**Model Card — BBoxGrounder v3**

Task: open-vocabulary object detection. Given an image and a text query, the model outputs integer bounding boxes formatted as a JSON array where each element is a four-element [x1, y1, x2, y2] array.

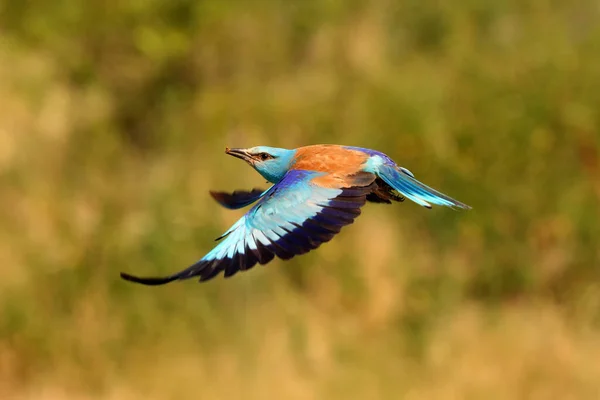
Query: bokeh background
[[1, 0, 600, 399]]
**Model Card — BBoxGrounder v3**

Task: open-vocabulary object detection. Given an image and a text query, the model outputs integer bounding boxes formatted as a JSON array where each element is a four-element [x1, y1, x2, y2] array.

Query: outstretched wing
[[209, 188, 267, 209], [120, 170, 376, 285]]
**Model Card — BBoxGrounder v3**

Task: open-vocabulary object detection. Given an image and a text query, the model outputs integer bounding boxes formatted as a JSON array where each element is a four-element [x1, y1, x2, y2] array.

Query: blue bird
[[120, 145, 471, 285]]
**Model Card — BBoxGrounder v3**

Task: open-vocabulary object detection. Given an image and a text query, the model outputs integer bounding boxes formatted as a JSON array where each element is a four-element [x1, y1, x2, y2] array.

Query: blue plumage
[[363, 152, 471, 209], [376, 164, 469, 209], [122, 170, 371, 284], [120, 144, 470, 285]]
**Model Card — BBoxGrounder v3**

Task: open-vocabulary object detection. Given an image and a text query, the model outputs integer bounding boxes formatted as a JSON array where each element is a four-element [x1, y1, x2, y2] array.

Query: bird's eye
[[258, 153, 271, 161]]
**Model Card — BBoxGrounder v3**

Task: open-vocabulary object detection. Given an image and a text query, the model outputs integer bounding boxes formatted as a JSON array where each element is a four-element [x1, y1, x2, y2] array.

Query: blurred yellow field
[[1, 1, 599, 399]]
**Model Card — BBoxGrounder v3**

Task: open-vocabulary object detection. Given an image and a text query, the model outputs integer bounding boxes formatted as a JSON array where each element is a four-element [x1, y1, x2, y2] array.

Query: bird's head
[[225, 146, 296, 183]]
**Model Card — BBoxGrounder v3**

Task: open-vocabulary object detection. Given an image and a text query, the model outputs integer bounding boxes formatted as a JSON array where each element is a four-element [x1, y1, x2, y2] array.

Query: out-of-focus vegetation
[[1, 0, 599, 398]]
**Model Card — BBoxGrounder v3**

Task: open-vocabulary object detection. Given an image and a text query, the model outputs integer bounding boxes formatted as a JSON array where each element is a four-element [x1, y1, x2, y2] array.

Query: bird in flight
[[121, 145, 471, 285]]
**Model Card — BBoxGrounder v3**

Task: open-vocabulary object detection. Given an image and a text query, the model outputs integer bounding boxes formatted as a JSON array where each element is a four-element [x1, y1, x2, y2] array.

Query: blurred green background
[[1, 0, 600, 399]]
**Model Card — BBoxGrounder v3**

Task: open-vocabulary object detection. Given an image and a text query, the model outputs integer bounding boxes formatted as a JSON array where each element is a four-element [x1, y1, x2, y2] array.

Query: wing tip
[[209, 190, 228, 206], [120, 272, 179, 286]]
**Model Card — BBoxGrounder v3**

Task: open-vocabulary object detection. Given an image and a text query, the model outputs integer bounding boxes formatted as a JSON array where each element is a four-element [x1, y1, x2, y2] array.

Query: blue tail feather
[[377, 164, 471, 209]]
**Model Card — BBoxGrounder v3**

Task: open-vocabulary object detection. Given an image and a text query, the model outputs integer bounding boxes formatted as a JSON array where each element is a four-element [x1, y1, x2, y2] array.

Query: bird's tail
[[376, 164, 471, 209]]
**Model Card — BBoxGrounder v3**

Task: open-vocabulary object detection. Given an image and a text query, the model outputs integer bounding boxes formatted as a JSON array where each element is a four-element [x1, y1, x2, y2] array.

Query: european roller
[[121, 145, 470, 285]]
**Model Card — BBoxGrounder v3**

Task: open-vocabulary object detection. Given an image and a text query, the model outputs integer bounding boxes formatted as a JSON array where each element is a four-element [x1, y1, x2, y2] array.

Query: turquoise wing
[[120, 170, 376, 285]]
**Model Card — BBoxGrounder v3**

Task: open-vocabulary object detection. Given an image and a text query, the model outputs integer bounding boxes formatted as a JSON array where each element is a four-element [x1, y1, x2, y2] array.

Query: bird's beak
[[225, 147, 253, 162]]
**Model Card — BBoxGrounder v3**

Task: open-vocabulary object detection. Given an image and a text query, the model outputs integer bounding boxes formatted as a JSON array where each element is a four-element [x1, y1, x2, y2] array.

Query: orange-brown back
[[291, 145, 373, 188]]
